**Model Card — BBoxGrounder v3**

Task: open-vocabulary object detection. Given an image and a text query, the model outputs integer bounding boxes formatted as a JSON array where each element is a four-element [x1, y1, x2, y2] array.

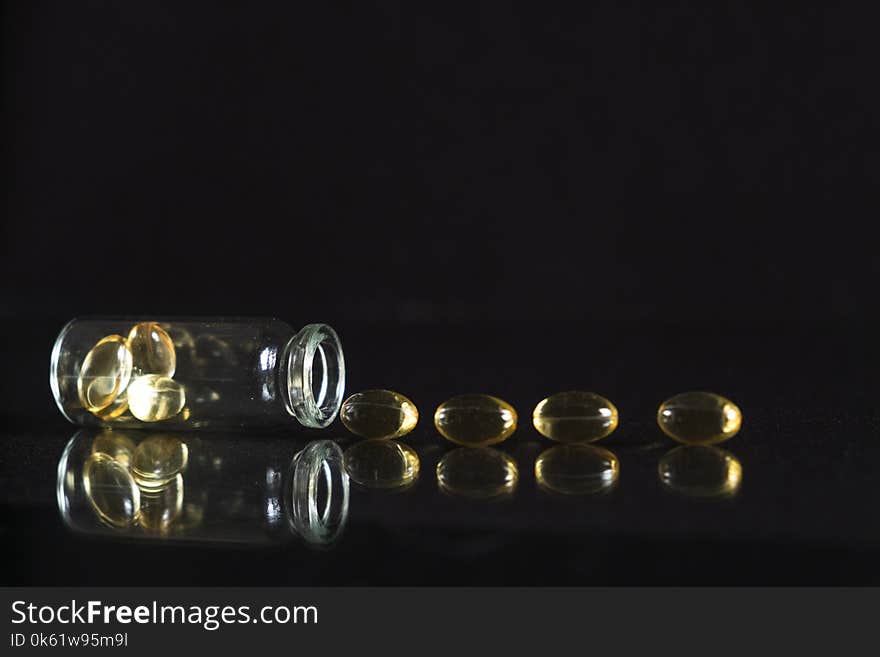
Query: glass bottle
[[50, 317, 345, 430]]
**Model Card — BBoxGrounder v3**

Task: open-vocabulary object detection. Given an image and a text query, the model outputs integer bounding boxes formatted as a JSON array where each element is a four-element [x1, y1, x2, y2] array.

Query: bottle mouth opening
[[286, 324, 345, 428]]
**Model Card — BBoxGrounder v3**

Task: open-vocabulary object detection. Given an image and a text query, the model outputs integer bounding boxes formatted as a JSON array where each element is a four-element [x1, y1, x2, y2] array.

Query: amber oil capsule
[[657, 391, 742, 445], [340, 389, 418, 440], [127, 375, 186, 422], [532, 391, 618, 443], [127, 322, 176, 377], [91, 391, 130, 420], [434, 394, 517, 446], [77, 335, 133, 414]]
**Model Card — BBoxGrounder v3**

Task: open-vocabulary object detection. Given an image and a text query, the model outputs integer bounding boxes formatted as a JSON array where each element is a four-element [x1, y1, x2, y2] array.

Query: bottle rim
[[284, 323, 345, 429]]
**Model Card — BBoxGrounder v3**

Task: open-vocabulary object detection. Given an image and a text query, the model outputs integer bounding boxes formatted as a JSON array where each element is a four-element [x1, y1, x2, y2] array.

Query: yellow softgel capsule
[[91, 431, 137, 467], [658, 446, 742, 498], [127, 375, 186, 422], [131, 436, 188, 488], [657, 391, 742, 445], [532, 391, 619, 443], [343, 440, 420, 489], [535, 444, 620, 495], [77, 335, 133, 414], [434, 394, 517, 446], [82, 453, 141, 528], [90, 391, 130, 420], [127, 322, 176, 377], [340, 389, 419, 440], [436, 447, 518, 499]]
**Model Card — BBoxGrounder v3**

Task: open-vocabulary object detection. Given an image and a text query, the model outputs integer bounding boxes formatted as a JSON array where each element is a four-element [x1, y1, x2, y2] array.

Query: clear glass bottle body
[[50, 317, 345, 430]]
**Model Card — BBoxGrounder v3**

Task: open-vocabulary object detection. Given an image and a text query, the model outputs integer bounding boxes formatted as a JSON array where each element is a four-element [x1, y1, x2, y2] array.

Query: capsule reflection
[[57, 430, 349, 546], [534, 444, 620, 495], [343, 440, 420, 490], [138, 474, 184, 534], [130, 434, 188, 488], [90, 431, 137, 468], [436, 447, 518, 499], [657, 445, 742, 498], [81, 453, 140, 528]]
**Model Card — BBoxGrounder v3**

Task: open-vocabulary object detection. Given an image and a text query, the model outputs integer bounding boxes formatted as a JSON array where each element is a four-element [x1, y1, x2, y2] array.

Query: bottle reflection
[[657, 445, 743, 498], [343, 440, 420, 490], [58, 430, 349, 547], [436, 447, 518, 499], [534, 444, 620, 495]]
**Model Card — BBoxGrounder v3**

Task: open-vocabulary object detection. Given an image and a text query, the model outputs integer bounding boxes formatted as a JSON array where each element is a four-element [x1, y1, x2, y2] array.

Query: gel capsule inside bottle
[[50, 317, 345, 430]]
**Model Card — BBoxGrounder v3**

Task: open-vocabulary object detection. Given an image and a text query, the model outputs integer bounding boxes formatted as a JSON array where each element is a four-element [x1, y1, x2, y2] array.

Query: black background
[[3, 1, 877, 323], [2, 2, 879, 585]]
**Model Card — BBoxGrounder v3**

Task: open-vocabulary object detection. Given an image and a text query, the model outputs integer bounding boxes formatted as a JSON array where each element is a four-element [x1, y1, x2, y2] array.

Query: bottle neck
[[281, 324, 345, 428]]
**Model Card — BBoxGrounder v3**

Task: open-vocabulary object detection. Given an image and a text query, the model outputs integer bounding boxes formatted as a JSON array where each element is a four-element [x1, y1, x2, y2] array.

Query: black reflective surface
[[3, 320, 878, 585]]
